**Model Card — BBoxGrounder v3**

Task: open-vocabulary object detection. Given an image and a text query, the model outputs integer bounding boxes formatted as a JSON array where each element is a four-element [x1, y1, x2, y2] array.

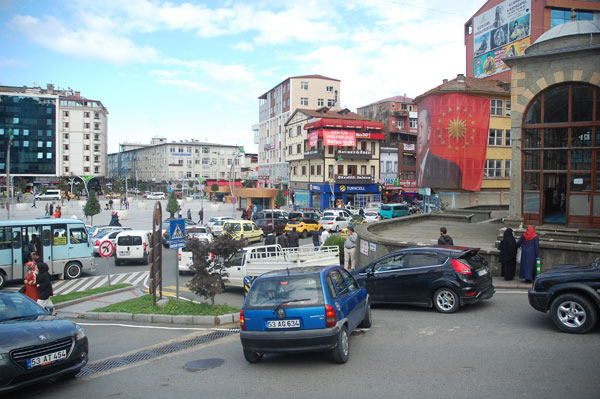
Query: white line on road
[[109, 273, 128, 285], [124, 271, 145, 284], [57, 278, 89, 295], [76, 322, 238, 332], [76, 275, 104, 292], [131, 272, 148, 286]]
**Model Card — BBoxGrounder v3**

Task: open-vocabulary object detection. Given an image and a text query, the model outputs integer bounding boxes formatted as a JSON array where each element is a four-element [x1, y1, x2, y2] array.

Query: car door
[[339, 268, 366, 330], [397, 252, 446, 304], [242, 222, 253, 241], [358, 253, 407, 303], [329, 269, 354, 326]]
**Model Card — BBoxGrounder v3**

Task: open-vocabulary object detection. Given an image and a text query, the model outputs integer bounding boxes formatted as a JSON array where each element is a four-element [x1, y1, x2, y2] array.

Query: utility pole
[[6, 129, 14, 220]]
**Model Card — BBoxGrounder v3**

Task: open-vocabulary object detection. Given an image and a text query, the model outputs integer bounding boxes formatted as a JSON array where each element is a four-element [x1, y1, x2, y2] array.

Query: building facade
[[256, 75, 341, 189], [285, 107, 384, 210], [504, 20, 600, 227], [465, 0, 600, 82], [108, 139, 247, 191]]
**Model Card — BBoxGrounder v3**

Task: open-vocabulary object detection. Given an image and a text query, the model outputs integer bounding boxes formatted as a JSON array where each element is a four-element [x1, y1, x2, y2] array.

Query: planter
[[116, 210, 128, 220]]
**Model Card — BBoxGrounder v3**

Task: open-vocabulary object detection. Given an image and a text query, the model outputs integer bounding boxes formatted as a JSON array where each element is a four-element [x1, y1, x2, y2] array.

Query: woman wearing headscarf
[[517, 226, 540, 282], [23, 256, 40, 302], [36, 262, 56, 315], [498, 228, 517, 281]]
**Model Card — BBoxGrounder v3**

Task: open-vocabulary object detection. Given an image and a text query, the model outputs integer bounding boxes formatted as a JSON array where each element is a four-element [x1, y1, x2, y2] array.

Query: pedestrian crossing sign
[[169, 219, 186, 249]]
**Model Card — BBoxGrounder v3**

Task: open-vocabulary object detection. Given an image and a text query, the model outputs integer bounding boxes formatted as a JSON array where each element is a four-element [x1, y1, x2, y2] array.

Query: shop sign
[[356, 131, 385, 140], [403, 143, 415, 151], [323, 130, 356, 146]]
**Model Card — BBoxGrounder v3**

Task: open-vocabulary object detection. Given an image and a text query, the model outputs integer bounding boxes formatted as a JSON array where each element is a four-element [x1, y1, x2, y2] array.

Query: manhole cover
[[184, 358, 225, 372]]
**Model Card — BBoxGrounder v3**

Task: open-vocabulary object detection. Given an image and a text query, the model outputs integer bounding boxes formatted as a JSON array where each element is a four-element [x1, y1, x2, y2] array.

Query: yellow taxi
[[284, 218, 322, 238], [223, 220, 264, 243]]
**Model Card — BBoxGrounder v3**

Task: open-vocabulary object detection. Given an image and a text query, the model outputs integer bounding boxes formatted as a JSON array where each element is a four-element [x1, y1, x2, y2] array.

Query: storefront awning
[[304, 118, 384, 131]]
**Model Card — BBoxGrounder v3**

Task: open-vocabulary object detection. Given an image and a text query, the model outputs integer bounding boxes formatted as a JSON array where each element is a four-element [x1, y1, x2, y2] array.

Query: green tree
[[16, 178, 28, 194], [210, 183, 219, 201], [138, 182, 147, 193], [83, 190, 101, 225], [112, 179, 123, 194], [274, 189, 286, 208], [187, 235, 246, 305], [176, 183, 182, 190], [58, 178, 69, 195], [324, 235, 345, 265], [166, 192, 179, 218]]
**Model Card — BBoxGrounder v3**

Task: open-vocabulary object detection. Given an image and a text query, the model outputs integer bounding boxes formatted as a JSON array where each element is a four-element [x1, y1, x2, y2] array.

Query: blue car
[[240, 266, 371, 364]]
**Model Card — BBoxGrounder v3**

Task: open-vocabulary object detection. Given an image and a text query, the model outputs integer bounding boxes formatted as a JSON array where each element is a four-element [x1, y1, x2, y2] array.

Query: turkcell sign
[[346, 186, 366, 191], [169, 219, 186, 249]]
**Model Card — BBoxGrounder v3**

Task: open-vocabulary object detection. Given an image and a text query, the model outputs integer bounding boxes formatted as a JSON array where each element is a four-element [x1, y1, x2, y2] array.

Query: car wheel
[[359, 302, 372, 328], [0, 271, 6, 289], [243, 349, 263, 363], [330, 325, 349, 364], [301, 230, 308, 239], [550, 293, 597, 334], [433, 288, 460, 313], [64, 262, 83, 279]]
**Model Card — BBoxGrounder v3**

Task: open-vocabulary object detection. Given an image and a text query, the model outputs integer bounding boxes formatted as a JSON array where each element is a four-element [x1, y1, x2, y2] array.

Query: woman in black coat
[[498, 228, 517, 281], [36, 262, 56, 314]]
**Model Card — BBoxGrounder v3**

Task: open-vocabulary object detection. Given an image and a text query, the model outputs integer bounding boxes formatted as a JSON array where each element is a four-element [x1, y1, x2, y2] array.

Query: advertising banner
[[308, 131, 318, 148], [323, 130, 356, 147], [473, 0, 531, 78], [416, 94, 491, 191]]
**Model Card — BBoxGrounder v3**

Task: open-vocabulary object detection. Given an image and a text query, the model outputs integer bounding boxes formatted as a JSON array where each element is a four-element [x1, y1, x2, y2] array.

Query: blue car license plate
[[266, 319, 300, 329]]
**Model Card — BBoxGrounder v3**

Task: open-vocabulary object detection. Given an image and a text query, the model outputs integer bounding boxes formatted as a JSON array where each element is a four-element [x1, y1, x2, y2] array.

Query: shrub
[[324, 235, 344, 265]]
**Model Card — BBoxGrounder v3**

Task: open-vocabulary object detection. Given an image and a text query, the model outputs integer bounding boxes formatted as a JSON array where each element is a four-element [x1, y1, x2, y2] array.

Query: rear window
[[117, 235, 143, 246], [246, 275, 324, 308]]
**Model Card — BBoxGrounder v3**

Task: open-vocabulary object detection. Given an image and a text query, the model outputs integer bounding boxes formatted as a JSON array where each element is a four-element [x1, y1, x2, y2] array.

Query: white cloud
[[10, 15, 159, 64], [233, 41, 254, 52]]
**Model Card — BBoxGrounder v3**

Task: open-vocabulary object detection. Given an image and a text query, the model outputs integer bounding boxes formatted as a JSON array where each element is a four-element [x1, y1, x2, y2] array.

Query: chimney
[[443, 79, 448, 84], [457, 73, 465, 82]]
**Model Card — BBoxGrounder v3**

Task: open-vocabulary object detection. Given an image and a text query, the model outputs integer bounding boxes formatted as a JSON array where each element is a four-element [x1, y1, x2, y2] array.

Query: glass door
[[543, 173, 567, 224]]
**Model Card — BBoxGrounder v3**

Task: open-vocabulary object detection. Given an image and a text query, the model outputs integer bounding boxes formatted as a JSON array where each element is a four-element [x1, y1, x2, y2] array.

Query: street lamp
[[5, 129, 14, 220], [229, 148, 245, 219]]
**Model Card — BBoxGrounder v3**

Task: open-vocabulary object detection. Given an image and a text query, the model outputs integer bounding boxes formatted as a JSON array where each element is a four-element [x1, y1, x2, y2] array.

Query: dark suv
[[528, 259, 600, 334], [253, 211, 287, 235]]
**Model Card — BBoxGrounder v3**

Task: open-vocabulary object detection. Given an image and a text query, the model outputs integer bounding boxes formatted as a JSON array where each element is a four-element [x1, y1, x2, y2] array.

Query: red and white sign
[[355, 132, 385, 140], [308, 131, 318, 148], [323, 130, 356, 146], [99, 240, 115, 258]]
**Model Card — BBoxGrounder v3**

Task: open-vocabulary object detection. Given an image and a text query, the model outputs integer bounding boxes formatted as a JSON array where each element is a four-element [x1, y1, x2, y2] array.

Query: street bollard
[[243, 275, 253, 297]]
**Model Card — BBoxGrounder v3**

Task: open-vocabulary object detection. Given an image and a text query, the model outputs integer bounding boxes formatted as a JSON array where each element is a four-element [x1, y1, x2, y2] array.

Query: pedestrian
[[198, 208, 204, 224], [437, 227, 454, 246], [344, 226, 357, 270], [241, 208, 247, 220], [498, 228, 517, 281], [277, 230, 289, 248], [109, 212, 121, 226], [49, 203, 54, 216], [36, 262, 56, 315], [23, 257, 39, 302], [517, 226, 540, 282], [108, 198, 114, 209], [45, 203, 49, 216], [312, 229, 320, 249], [32, 198, 37, 208], [287, 227, 299, 248], [187, 208, 192, 220], [265, 232, 276, 251], [359, 207, 364, 217], [246, 205, 253, 221], [320, 228, 331, 246], [31, 251, 42, 265]]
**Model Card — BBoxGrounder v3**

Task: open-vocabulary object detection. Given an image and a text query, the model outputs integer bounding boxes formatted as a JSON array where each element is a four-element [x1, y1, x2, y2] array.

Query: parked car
[[114, 230, 152, 265], [253, 210, 288, 222], [223, 220, 263, 243], [353, 247, 494, 313], [528, 259, 600, 334], [186, 225, 213, 242], [320, 215, 351, 232], [255, 218, 288, 236], [0, 292, 89, 394], [207, 216, 234, 230], [240, 265, 371, 364], [323, 209, 353, 219], [363, 210, 380, 223], [93, 229, 126, 255], [34, 189, 61, 201], [89, 225, 132, 238], [288, 211, 321, 221], [146, 192, 166, 200], [285, 218, 323, 238]]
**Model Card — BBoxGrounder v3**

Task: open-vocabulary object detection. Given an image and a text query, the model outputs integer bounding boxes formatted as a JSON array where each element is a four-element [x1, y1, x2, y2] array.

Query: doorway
[[543, 173, 567, 224]]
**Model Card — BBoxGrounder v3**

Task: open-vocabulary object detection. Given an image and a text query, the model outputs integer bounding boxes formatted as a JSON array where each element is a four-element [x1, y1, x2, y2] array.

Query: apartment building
[[285, 107, 385, 210], [107, 138, 247, 190], [464, 0, 600, 81], [0, 84, 108, 189], [256, 75, 341, 189]]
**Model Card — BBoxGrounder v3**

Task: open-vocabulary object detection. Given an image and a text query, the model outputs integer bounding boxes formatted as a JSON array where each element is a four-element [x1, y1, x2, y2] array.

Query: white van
[[114, 230, 151, 265], [35, 189, 61, 201]]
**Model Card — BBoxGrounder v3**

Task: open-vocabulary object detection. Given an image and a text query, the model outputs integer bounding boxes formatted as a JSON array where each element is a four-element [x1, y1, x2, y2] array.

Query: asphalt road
[[10, 291, 600, 399]]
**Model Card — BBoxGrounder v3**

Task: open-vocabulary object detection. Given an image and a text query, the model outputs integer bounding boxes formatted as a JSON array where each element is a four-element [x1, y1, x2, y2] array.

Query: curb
[[54, 286, 138, 309], [78, 311, 240, 327]]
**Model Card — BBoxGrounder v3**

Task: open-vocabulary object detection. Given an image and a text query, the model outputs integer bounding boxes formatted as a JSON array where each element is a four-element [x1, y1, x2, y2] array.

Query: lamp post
[[229, 148, 245, 219], [6, 129, 14, 220], [329, 155, 343, 209]]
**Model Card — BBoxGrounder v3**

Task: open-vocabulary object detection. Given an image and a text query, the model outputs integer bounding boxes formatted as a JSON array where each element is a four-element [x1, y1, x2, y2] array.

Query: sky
[[0, 0, 483, 154]]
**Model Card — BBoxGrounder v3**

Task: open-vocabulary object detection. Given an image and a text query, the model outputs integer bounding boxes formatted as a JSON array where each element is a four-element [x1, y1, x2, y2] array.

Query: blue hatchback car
[[240, 266, 370, 364]]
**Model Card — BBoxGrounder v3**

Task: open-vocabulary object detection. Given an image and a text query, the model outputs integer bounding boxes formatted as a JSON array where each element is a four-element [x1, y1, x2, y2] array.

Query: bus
[[379, 204, 410, 219], [0, 218, 95, 289]]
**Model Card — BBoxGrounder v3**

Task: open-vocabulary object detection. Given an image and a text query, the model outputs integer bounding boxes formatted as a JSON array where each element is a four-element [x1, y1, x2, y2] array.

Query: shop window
[[571, 150, 592, 170], [572, 127, 592, 147], [544, 128, 568, 148], [544, 85, 569, 123]]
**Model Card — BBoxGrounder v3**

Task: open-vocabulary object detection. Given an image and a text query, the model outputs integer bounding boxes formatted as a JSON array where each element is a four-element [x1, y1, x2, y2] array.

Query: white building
[[256, 75, 341, 188]]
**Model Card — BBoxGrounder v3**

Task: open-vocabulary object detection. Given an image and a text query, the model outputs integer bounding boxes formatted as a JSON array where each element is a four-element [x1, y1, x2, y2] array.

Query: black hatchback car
[[353, 247, 494, 313], [0, 292, 89, 393], [528, 259, 600, 334]]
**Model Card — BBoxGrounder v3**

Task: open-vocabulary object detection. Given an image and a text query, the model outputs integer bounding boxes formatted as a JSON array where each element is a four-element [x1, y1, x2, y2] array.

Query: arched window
[[522, 83, 600, 226]]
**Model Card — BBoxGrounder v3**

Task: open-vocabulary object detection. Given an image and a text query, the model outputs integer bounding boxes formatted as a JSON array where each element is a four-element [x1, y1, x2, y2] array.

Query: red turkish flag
[[418, 93, 490, 191]]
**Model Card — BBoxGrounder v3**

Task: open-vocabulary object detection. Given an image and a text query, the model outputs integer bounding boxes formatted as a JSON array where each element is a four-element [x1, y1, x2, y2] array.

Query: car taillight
[[240, 309, 246, 331], [143, 242, 147, 253], [178, 253, 181, 261], [325, 304, 337, 328], [298, 224, 303, 228], [210, 253, 215, 261], [452, 259, 472, 275]]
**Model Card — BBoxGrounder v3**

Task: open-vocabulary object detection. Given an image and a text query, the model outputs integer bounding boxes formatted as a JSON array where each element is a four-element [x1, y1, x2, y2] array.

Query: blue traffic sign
[[169, 219, 186, 249]]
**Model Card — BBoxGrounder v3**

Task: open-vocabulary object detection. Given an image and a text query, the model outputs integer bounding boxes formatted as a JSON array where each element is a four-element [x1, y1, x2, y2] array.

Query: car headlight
[[75, 324, 86, 340], [0, 353, 7, 361]]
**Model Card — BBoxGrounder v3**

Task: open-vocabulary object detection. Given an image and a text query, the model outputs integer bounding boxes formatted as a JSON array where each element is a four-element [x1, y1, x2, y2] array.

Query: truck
[[178, 244, 341, 287]]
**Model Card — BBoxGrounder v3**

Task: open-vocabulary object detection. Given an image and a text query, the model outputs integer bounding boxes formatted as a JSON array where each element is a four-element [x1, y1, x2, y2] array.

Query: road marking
[[76, 322, 238, 332], [52, 272, 147, 295], [110, 273, 128, 285]]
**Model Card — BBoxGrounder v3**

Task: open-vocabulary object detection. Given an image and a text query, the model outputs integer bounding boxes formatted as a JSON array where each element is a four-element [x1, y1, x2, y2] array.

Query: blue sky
[[0, 0, 482, 154]]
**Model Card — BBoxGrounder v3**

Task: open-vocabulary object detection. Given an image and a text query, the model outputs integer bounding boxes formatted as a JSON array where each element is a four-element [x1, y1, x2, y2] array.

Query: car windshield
[[288, 220, 301, 225], [0, 294, 47, 322], [246, 275, 324, 308], [192, 227, 208, 234]]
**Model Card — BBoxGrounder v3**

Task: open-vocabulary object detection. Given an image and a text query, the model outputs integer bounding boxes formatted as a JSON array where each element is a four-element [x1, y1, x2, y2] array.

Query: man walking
[[277, 231, 288, 248], [32, 198, 37, 208], [198, 208, 204, 224], [344, 227, 357, 270], [287, 227, 299, 248], [437, 227, 454, 245]]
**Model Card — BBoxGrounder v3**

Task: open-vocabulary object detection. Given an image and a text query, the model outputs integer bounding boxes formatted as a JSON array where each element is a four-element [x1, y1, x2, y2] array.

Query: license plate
[[266, 319, 300, 329], [478, 268, 488, 277], [27, 350, 67, 369]]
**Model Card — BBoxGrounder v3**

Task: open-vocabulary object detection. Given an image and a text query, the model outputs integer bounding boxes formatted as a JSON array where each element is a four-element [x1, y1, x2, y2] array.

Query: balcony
[[304, 149, 325, 160], [336, 149, 372, 160], [335, 175, 374, 185], [392, 110, 409, 117]]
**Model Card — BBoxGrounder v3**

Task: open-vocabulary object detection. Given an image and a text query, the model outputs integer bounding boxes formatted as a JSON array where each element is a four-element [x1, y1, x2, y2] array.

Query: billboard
[[416, 94, 491, 191], [473, 0, 531, 78], [322, 130, 356, 146]]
